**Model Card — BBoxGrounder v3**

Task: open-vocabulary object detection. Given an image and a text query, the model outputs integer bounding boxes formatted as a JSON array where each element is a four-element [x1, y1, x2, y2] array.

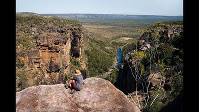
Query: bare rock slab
[[16, 77, 140, 112]]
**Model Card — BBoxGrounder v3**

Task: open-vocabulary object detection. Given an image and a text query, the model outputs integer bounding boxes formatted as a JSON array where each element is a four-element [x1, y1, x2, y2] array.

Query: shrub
[[71, 58, 81, 68], [16, 34, 34, 50], [85, 47, 113, 77], [170, 73, 183, 99], [132, 51, 146, 60], [122, 40, 137, 56], [144, 101, 165, 112], [16, 69, 28, 90], [171, 33, 183, 49], [104, 69, 118, 84]]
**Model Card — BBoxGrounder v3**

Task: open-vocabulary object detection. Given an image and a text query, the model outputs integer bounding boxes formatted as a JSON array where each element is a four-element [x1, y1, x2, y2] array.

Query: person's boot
[[64, 84, 68, 89], [65, 81, 70, 89]]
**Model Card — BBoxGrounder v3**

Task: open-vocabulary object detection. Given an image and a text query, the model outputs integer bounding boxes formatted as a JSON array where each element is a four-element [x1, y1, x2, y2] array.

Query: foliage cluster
[[123, 22, 183, 111]]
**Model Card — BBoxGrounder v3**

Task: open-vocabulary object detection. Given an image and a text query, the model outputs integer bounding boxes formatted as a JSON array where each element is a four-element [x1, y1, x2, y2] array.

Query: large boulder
[[16, 77, 140, 112]]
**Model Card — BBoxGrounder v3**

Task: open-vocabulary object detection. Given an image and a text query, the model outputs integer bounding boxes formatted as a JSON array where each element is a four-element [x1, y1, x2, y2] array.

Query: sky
[[16, 0, 183, 16]]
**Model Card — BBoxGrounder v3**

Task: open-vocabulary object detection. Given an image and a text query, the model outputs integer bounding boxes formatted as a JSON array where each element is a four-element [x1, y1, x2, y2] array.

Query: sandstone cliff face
[[16, 15, 86, 91], [16, 77, 140, 112]]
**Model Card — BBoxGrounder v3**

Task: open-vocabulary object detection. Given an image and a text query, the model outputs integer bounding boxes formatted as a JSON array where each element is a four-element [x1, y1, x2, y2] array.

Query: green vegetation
[[16, 14, 183, 112], [121, 40, 137, 54], [99, 21, 183, 111], [132, 51, 146, 60], [71, 58, 81, 68], [170, 73, 183, 99], [16, 69, 28, 90], [83, 21, 142, 77], [144, 100, 165, 112], [16, 14, 81, 52], [16, 33, 35, 50], [104, 69, 118, 84], [159, 21, 183, 25], [125, 22, 183, 112], [85, 45, 114, 77], [16, 14, 80, 27], [16, 14, 82, 91]]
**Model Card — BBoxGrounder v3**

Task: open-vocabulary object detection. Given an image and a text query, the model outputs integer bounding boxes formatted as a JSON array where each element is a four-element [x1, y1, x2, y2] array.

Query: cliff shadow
[[114, 62, 136, 95], [159, 91, 183, 112]]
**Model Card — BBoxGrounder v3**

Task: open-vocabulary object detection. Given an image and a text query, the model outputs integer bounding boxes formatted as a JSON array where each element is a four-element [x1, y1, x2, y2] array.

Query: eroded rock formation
[[16, 15, 85, 91]]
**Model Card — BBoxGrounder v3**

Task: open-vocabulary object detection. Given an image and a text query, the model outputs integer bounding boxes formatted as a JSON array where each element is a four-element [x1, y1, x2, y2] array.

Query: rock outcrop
[[16, 15, 87, 91], [16, 77, 140, 112], [137, 23, 183, 51], [148, 72, 165, 87]]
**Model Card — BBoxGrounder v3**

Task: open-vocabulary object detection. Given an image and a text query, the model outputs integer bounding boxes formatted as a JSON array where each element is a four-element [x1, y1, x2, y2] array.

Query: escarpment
[[16, 15, 86, 91]]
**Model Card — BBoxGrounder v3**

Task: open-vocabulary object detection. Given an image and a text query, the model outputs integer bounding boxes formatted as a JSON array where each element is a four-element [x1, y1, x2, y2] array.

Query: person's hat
[[75, 69, 81, 75]]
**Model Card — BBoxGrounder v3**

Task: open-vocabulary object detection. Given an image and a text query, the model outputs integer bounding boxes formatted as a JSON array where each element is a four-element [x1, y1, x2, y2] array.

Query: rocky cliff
[[16, 15, 86, 91], [16, 77, 140, 112]]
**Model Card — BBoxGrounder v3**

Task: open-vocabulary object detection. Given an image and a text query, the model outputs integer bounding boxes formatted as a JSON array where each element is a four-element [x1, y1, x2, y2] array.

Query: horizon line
[[16, 12, 183, 17]]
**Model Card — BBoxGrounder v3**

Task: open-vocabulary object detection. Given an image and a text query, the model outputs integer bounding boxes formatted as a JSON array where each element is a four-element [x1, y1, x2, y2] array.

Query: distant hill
[[40, 14, 183, 25], [16, 12, 39, 16]]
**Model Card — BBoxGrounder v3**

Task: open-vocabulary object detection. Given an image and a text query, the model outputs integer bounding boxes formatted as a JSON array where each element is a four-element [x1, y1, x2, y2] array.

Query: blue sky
[[16, 0, 183, 16]]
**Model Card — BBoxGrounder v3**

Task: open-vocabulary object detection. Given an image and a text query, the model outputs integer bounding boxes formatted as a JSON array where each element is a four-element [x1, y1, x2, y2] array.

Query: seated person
[[66, 69, 84, 92]]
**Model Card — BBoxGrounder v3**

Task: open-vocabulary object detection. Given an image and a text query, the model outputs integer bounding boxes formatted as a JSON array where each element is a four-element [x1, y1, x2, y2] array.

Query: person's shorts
[[74, 83, 81, 91]]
